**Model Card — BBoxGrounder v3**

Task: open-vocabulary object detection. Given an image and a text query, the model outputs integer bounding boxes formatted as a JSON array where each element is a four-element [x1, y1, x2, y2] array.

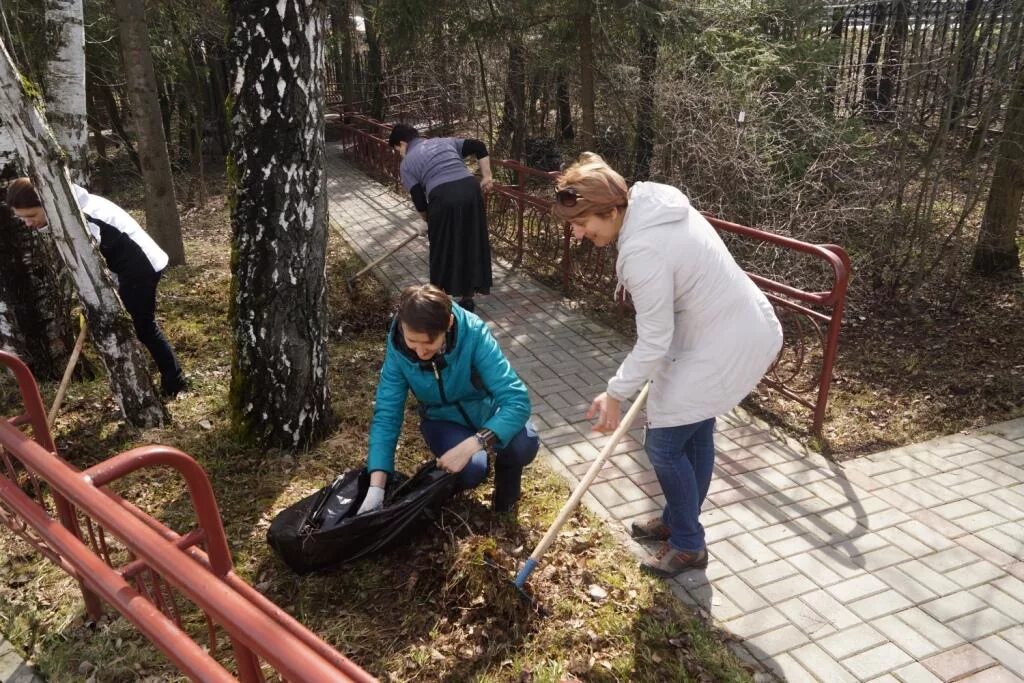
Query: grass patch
[[0, 184, 753, 682]]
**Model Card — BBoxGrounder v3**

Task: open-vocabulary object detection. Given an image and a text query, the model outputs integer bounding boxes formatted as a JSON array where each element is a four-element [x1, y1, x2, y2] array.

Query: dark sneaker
[[640, 543, 708, 577], [630, 517, 671, 541], [161, 376, 191, 398], [458, 297, 475, 313]]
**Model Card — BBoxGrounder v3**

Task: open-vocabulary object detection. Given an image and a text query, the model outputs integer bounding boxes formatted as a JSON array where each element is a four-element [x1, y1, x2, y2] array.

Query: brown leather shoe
[[630, 517, 671, 541], [640, 543, 709, 577]]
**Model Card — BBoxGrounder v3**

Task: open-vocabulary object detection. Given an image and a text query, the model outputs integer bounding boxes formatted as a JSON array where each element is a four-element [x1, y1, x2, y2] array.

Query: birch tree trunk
[[227, 0, 330, 449], [112, 0, 185, 266], [1, 130, 77, 379], [43, 0, 88, 183], [0, 40, 167, 427]]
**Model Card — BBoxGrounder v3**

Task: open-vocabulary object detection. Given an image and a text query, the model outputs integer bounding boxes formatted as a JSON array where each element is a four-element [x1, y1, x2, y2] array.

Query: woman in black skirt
[[388, 124, 493, 311]]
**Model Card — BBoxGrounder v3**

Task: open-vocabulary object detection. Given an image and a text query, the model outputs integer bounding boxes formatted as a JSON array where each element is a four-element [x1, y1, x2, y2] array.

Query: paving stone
[[874, 565, 941, 603], [992, 575, 1024, 604], [895, 607, 966, 650], [908, 510, 969, 543], [874, 487, 923, 513], [946, 560, 1006, 589], [788, 551, 844, 587], [957, 666, 1024, 683], [722, 607, 788, 639], [921, 546, 984, 574], [812, 544, 870, 579], [891, 481, 946, 507], [837, 528, 892, 558], [858, 507, 914, 532], [977, 634, 1024, 675], [921, 643, 997, 681], [873, 613, 944, 659], [758, 573, 818, 603], [727, 532, 779, 565], [826, 573, 889, 603], [895, 559, 962, 597], [762, 652, 817, 683], [704, 519, 745, 544], [775, 597, 834, 636], [932, 500, 986, 521], [709, 538, 758, 573], [789, 643, 858, 682], [771, 531, 831, 557], [715, 575, 768, 612], [739, 559, 797, 588], [842, 642, 916, 680], [921, 592, 989, 623], [955, 511, 1010, 534], [746, 624, 812, 659], [958, 534, 1019, 568], [857, 544, 915, 571], [975, 584, 1024, 622], [946, 607, 1018, 640], [606, 476, 650, 503], [818, 623, 888, 659], [893, 661, 944, 683], [605, 497, 661, 520], [975, 493, 1024, 522], [875, 468, 920, 486], [848, 588, 915, 621], [718, 501, 773, 530], [799, 588, 862, 630]]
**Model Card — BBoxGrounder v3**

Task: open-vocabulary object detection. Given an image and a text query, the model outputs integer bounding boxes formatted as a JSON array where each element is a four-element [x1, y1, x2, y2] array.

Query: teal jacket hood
[[367, 304, 531, 473]]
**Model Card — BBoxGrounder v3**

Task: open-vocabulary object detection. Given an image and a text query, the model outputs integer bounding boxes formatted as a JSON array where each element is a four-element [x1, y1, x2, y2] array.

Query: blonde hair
[[550, 152, 628, 221]]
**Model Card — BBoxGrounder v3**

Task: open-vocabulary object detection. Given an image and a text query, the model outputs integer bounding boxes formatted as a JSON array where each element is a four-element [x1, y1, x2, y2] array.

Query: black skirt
[[426, 176, 492, 298]]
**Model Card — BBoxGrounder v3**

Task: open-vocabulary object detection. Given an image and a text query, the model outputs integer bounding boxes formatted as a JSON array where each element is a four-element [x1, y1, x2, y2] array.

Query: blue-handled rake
[[513, 383, 650, 598]]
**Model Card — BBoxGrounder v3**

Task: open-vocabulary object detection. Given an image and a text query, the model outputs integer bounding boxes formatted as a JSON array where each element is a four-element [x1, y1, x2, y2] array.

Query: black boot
[[457, 297, 475, 313]]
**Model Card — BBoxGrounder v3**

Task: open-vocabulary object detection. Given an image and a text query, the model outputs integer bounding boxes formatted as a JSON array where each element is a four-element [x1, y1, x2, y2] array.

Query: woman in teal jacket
[[357, 284, 539, 514]]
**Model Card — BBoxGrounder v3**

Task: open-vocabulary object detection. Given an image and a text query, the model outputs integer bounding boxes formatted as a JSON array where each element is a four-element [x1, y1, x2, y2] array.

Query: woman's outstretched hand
[[587, 392, 621, 433]]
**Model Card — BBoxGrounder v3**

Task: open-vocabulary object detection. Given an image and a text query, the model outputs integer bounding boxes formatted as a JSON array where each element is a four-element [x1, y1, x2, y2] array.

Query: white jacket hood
[[618, 182, 692, 248]]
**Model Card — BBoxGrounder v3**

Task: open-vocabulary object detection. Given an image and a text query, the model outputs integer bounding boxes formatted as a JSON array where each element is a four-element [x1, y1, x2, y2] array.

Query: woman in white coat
[[551, 154, 782, 577]]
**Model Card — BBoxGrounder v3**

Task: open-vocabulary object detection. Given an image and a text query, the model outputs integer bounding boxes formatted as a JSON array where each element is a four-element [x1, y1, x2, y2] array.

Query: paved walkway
[[326, 153, 1024, 682], [0, 638, 42, 683]]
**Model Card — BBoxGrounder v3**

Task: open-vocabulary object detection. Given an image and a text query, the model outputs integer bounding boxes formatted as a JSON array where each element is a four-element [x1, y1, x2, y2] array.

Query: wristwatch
[[474, 428, 496, 451]]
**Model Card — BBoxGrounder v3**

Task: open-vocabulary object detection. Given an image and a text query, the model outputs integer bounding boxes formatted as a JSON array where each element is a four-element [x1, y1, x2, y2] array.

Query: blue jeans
[[419, 419, 539, 511], [644, 418, 716, 553]]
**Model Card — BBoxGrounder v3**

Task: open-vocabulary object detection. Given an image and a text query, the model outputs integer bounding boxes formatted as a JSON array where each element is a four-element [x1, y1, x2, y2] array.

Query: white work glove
[[356, 485, 385, 515]]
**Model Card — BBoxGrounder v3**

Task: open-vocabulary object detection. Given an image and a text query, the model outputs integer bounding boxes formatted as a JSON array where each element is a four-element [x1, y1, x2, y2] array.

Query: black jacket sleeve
[[461, 138, 489, 159], [410, 183, 428, 212]]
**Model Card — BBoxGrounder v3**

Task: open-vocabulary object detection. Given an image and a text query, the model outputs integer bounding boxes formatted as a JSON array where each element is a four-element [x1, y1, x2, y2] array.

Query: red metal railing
[[331, 120, 849, 435], [0, 351, 377, 683]]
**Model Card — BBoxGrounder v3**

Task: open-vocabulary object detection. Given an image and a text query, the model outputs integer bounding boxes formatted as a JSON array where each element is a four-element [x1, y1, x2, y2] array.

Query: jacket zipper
[[432, 361, 447, 403], [432, 360, 478, 430]]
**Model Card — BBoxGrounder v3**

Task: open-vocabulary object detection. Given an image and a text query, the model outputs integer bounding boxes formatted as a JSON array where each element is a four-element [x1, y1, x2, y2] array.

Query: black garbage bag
[[267, 461, 458, 574]]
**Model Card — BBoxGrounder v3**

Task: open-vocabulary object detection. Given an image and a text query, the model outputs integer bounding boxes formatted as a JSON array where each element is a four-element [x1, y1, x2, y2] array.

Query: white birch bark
[[43, 0, 88, 183], [227, 0, 330, 449], [0, 39, 167, 427]]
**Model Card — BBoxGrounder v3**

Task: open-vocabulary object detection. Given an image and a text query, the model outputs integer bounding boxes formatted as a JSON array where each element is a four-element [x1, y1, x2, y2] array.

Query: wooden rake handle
[[348, 228, 426, 282], [528, 383, 651, 565], [47, 315, 88, 430]]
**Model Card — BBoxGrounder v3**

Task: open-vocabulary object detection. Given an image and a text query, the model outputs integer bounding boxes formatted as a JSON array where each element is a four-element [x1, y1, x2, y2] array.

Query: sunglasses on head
[[555, 187, 584, 207]]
